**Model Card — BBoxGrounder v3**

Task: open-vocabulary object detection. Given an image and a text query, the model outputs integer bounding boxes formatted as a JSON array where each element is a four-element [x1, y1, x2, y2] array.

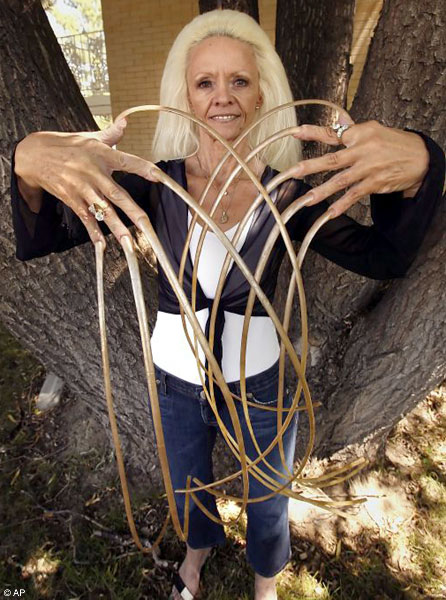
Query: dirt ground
[[1, 324, 445, 599]]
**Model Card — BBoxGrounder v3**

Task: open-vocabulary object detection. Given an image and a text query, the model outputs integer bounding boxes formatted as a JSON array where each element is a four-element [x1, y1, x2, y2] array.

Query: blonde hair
[[152, 9, 301, 171]]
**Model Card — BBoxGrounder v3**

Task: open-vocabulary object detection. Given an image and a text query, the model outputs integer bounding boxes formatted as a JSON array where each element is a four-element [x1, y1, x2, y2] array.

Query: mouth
[[209, 114, 241, 122]]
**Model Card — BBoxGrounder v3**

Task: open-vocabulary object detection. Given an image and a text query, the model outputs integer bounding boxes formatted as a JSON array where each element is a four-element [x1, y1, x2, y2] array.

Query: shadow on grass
[[285, 533, 409, 600]]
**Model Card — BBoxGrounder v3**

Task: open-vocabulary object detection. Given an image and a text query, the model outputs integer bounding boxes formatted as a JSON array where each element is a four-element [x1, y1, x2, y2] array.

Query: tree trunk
[[275, 0, 446, 461], [0, 1, 160, 486], [275, 0, 355, 127], [273, 0, 377, 458], [199, 0, 259, 22], [1, 0, 445, 491], [313, 0, 446, 459]]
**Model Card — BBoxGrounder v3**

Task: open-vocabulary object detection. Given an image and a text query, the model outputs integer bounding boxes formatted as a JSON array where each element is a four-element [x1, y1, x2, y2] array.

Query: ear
[[256, 95, 263, 109]]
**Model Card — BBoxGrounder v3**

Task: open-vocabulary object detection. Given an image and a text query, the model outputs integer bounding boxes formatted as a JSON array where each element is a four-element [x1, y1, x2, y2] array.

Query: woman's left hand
[[292, 120, 430, 217]]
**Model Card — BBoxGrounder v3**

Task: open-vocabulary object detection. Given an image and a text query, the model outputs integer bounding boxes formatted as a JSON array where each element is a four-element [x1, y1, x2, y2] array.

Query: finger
[[293, 147, 356, 179], [93, 172, 150, 226], [329, 182, 374, 218], [96, 118, 127, 147], [294, 123, 359, 148], [84, 190, 132, 242], [337, 112, 355, 127], [80, 119, 127, 147], [104, 148, 161, 183], [297, 166, 366, 207], [293, 124, 344, 147], [61, 195, 107, 246]]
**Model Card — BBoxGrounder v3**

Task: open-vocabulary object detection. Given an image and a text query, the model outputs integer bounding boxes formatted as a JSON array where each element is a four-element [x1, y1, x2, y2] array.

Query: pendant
[[220, 210, 229, 224]]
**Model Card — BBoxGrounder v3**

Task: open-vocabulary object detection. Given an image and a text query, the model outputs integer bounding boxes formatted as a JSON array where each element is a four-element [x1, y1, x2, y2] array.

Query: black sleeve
[[290, 132, 445, 279], [10, 143, 159, 261]]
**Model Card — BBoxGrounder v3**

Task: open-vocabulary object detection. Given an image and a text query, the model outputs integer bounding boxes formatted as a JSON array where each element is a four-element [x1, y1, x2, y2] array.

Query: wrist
[[402, 131, 429, 198], [15, 136, 44, 212], [403, 181, 422, 198], [17, 176, 43, 213], [14, 135, 41, 186]]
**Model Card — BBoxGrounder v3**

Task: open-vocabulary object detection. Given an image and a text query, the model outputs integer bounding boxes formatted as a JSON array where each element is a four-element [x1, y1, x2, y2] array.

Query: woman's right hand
[[14, 119, 160, 245]]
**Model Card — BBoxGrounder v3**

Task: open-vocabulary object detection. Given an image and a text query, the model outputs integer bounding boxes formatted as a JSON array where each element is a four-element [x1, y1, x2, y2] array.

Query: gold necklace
[[195, 155, 241, 224]]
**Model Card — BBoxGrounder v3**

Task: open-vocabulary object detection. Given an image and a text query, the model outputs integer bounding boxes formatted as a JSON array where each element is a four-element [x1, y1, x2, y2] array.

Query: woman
[[11, 9, 445, 600]]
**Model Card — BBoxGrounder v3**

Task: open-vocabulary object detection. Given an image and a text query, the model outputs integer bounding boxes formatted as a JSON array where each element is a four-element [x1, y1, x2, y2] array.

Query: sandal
[[169, 571, 199, 600]]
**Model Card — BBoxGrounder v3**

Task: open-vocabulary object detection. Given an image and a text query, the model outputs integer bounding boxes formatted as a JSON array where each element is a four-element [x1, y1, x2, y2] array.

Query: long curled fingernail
[[302, 193, 314, 204]]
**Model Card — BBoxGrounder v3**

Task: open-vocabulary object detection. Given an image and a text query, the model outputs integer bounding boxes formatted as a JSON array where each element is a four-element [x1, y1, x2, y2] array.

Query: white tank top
[[150, 212, 280, 383]]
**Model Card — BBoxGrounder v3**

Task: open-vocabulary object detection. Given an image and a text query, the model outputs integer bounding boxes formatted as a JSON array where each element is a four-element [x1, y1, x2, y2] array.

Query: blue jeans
[[150, 361, 299, 577]]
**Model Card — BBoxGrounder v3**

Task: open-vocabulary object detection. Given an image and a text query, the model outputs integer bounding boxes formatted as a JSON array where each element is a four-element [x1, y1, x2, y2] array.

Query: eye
[[198, 79, 212, 89], [234, 78, 249, 87]]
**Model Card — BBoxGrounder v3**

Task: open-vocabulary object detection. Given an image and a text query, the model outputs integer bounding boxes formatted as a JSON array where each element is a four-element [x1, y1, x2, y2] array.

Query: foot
[[171, 545, 212, 599], [255, 573, 277, 600]]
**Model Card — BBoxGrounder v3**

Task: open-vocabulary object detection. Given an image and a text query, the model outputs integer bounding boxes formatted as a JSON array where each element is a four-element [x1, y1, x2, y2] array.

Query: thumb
[[96, 118, 127, 147], [337, 109, 355, 127]]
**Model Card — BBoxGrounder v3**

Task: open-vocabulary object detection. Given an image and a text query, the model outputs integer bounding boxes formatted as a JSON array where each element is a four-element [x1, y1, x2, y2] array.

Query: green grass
[[1, 321, 446, 599]]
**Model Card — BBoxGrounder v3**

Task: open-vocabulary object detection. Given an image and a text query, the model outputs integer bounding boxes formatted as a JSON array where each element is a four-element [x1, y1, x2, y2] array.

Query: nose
[[213, 79, 233, 106]]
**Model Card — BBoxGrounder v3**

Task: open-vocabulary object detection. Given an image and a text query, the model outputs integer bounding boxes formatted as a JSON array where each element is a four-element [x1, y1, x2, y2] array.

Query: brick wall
[[101, 0, 198, 159], [101, 0, 380, 158]]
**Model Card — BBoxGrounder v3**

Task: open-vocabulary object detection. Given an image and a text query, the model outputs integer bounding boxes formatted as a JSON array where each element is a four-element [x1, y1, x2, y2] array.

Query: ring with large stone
[[88, 201, 108, 221], [332, 123, 351, 140]]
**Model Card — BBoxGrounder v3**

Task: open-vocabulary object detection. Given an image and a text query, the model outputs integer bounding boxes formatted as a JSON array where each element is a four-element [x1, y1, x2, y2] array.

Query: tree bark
[[275, 0, 355, 126], [312, 0, 446, 458], [199, 0, 259, 22], [273, 0, 376, 457], [1, 0, 445, 490], [272, 0, 446, 464], [0, 1, 160, 486]]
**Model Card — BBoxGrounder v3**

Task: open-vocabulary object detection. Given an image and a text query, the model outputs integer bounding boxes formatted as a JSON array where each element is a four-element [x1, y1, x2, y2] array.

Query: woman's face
[[186, 36, 262, 142]]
